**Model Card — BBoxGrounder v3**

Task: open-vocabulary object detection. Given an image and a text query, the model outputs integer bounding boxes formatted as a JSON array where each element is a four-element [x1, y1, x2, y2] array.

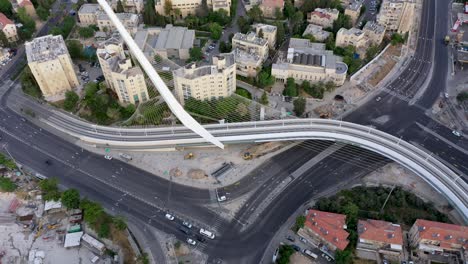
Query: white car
[[376, 96, 382, 102], [104, 155, 113, 160], [165, 213, 174, 220], [186, 238, 196, 246], [182, 221, 192, 228], [452, 130, 461, 137]]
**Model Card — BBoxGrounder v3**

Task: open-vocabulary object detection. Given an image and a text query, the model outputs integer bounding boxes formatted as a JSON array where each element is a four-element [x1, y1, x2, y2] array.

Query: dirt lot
[[368, 45, 402, 87]]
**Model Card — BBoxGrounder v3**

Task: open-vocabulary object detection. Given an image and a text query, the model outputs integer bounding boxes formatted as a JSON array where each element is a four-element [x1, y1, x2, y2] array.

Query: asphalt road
[[0, 0, 465, 263]]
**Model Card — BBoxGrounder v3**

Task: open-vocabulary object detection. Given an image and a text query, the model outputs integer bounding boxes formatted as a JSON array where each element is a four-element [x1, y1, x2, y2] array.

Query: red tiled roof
[[19, 0, 34, 7], [308, 11, 331, 20], [262, 0, 284, 8], [358, 219, 403, 246], [413, 219, 468, 250], [0, 13, 14, 29], [305, 209, 349, 250]]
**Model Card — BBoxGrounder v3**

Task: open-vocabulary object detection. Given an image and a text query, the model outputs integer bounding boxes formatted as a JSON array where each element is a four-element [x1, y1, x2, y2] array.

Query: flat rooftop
[[174, 53, 235, 79], [78, 3, 100, 14], [253, 23, 277, 33], [233, 32, 268, 46], [25, 35, 69, 63]]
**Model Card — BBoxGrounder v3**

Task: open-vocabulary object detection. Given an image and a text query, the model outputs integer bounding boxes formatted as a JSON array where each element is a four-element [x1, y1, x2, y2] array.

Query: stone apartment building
[[96, 36, 149, 104], [307, 8, 339, 28], [302, 24, 331, 42], [231, 32, 269, 77], [336, 21, 385, 50], [0, 13, 18, 42], [111, 0, 143, 13], [260, 0, 284, 19], [272, 38, 348, 86], [78, 4, 139, 35], [377, 0, 415, 33], [297, 209, 350, 255], [12, 0, 37, 18], [155, 0, 231, 18], [134, 24, 195, 61], [25, 35, 79, 101], [252, 23, 277, 48], [97, 12, 139, 35], [345, 1, 362, 26], [408, 219, 468, 263], [356, 219, 404, 262], [173, 53, 236, 104]]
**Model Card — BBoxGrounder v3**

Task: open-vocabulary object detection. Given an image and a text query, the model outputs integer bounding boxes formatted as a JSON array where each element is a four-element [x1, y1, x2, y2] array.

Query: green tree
[[188, 47, 203, 62], [335, 250, 353, 264], [0, 0, 12, 16], [365, 44, 380, 62], [274, 7, 283, 19], [78, 26, 95, 38], [283, 0, 295, 18], [275, 22, 285, 45], [0, 30, 9, 48], [116, 0, 125, 12], [293, 214, 306, 231], [164, 0, 172, 15], [98, 221, 110, 238], [39, 178, 61, 201], [121, 104, 136, 119], [277, 245, 294, 264], [36, 6, 50, 21], [0, 177, 16, 192], [293, 97, 306, 116], [106, 107, 121, 120], [61, 189, 80, 209], [291, 11, 304, 35], [209, 22, 223, 40], [391, 32, 406, 45], [359, 5, 366, 16], [235, 88, 252, 99], [283, 78, 298, 97], [80, 198, 104, 225], [237, 16, 251, 33], [256, 70, 274, 88], [456, 91, 468, 102], [113, 216, 127, 230], [0, 153, 16, 169], [21, 67, 42, 98], [17, 7, 36, 40], [247, 5, 263, 22], [332, 13, 352, 34], [143, 0, 158, 25], [260, 91, 268, 105], [66, 40, 83, 59], [63, 90, 79, 111]]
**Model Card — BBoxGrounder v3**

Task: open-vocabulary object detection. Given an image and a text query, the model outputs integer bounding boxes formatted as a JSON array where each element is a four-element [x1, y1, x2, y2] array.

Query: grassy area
[[0, 153, 17, 170], [184, 96, 253, 123], [235, 87, 252, 99], [0, 177, 17, 192]]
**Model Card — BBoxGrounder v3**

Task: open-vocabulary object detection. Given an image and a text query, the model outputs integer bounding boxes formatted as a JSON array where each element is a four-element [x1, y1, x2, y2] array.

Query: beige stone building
[[356, 219, 403, 262], [134, 25, 194, 61], [97, 12, 139, 34], [335, 27, 366, 48], [362, 21, 386, 46], [78, 4, 100, 26], [336, 21, 385, 49], [111, 0, 143, 13], [272, 38, 348, 86], [97, 36, 149, 104], [408, 219, 468, 262], [345, 1, 362, 26], [155, 0, 231, 18], [377, 0, 415, 33], [232, 32, 269, 77], [173, 53, 235, 104], [253, 23, 277, 48], [25, 35, 79, 101], [302, 24, 331, 42], [260, 0, 284, 19], [0, 13, 18, 42], [307, 8, 339, 28]]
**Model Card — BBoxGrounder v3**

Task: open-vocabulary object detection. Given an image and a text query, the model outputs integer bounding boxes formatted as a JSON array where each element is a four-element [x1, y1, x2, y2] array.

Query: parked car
[[286, 235, 295, 242], [104, 155, 112, 160], [186, 238, 196, 246], [182, 221, 192, 228], [452, 130, 461, 137], [165, 213, 174, 220], [291, 245, 301, 252]]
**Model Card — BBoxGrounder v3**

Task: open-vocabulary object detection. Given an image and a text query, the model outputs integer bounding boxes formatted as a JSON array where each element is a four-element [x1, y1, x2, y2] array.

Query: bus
[[303, 249, 318, 259]]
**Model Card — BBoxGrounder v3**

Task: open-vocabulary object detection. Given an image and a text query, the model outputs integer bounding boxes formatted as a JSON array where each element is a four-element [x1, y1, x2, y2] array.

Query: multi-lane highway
[[0, 0, 466, 263]]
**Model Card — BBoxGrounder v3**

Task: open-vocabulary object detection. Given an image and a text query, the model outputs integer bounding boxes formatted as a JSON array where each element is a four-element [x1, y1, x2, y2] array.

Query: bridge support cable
[[96, 0, 224, 149]]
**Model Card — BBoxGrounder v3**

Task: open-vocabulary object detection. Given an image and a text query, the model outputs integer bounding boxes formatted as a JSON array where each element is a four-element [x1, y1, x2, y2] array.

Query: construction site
[[0, 163, 134, 264]]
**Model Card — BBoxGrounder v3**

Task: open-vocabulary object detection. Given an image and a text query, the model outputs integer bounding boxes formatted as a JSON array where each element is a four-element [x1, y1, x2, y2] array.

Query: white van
[[303, 249, 318, 259], [199, 228, 215, 239]]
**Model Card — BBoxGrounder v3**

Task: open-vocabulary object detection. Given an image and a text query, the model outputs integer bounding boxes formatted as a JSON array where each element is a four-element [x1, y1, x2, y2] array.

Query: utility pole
[[380, 185, 396, 214]]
